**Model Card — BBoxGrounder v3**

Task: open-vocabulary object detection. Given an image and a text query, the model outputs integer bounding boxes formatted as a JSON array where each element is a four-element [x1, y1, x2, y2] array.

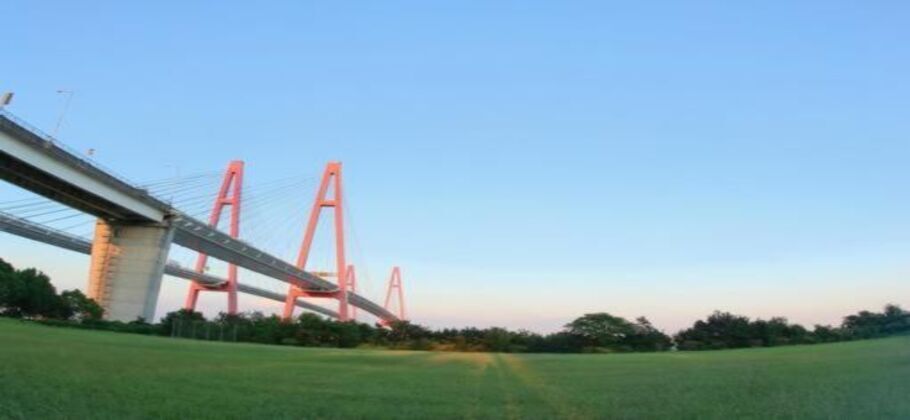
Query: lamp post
[[52, 89, 74, 139], [0, 92, 13, 109]]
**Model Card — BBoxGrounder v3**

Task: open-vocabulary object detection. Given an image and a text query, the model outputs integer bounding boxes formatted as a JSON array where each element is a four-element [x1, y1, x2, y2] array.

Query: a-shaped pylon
[[384, 266, 406, 321], [282, 162, 351, 321], [184, 160, 243, 314]]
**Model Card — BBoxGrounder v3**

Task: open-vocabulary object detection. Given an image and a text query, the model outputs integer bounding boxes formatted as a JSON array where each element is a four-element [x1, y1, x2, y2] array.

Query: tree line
[[0, 259, 102, 321], [2, 258, 908, 353]]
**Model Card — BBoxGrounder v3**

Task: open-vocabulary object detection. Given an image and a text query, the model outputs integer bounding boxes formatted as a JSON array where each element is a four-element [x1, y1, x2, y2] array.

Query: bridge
[[0, 110, 406, 324], [0, 210, 339, 318]]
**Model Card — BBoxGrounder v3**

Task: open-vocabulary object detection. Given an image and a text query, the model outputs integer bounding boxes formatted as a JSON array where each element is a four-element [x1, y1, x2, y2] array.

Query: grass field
[[1, 319, 908, 419]]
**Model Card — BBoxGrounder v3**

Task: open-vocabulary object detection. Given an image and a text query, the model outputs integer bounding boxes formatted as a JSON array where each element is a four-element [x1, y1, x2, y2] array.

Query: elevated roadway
[[0, 110, 394, 322], [0, 210, 339, 318]]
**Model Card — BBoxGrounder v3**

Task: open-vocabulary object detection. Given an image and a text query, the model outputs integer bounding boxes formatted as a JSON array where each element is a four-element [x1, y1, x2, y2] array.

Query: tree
[[675, 311, 753, 350], [841, 304, 910, 339], [159, 309, 206, 337], [881, 304, 910, 335], [812, 325, 842, 343], [482, 327, 513, 352], [294, 313, 330, 346], [565, 313, 635, 349], [248, 313, 295, 344], [509, 329, 544, 353], [842, 310, 883, 339], [60, 289, 103, 321], [625, 317, 673, 352], [385, 321, 431, 348], [533, 332, 583, 353], [0, 258, 17, 313], [333, 322, 363, 348], [0, 266, 67, 319]]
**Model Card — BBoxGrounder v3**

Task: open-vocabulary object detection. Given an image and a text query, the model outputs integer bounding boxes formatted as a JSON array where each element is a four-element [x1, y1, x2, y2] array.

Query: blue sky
[[2, 1, 909, 332]]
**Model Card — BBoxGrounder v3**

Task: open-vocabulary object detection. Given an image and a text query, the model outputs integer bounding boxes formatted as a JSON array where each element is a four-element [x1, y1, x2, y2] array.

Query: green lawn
[[1, 319, 908, 419]]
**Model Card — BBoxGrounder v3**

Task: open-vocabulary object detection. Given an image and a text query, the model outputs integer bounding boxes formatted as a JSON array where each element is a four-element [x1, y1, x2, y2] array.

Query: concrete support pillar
[[87, 218, 174, 322]]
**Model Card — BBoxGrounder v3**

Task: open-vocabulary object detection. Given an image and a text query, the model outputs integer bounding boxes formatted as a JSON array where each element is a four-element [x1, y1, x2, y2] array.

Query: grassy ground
[[1, 318, 908, 419]]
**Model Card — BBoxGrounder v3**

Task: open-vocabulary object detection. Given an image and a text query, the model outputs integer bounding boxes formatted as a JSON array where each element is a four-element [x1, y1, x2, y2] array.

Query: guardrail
[[0, 109, 146, 198]]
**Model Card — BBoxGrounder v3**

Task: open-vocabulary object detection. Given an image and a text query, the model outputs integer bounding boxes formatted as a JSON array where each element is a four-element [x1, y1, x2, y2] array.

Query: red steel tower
[[346, 264, 357, 321], [282, 162, 350, 321], [184, 160, 244, 315], [384, 266, 406, 321]]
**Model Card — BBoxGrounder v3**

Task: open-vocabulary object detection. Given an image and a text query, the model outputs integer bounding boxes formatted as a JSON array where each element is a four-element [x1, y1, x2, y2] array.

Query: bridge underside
[[0, 151, 149, 222]]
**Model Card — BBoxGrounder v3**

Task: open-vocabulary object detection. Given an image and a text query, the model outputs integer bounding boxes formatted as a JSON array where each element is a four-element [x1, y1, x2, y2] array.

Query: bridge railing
[[0, 109, 143, 194], [0, 110, 176, 221], [0, 210, 92, 253]]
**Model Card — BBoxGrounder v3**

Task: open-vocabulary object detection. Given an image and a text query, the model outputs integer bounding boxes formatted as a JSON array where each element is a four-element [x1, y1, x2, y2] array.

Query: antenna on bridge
[[184, 160, 244, 315], [283, 161, 351, 321], [384, 266, 406, 321]]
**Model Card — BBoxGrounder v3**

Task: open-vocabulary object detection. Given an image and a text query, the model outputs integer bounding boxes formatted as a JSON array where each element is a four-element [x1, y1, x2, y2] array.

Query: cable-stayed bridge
[[0, 210, 339, 318], [0, 110, 406, 324]]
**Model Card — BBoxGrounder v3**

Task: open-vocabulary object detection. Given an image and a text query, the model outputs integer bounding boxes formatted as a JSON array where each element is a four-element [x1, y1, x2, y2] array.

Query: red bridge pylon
[[185, 160, 243, 315], [346, 264, 357, 321], [384, 266, 406, 321], [282, 162, 351, 321]]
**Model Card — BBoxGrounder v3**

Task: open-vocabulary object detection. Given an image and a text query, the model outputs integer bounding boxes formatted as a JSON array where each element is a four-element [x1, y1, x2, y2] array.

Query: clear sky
[[2, 1, 909, 333]]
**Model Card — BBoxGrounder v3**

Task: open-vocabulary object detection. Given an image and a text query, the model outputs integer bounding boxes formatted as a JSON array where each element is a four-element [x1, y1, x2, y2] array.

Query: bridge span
[[0, 110, 397, 323], [0, 210, 339, 318]]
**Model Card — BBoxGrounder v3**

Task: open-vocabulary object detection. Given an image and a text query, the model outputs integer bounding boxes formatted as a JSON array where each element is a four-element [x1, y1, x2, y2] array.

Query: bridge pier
[[87, 219, 174, 322]]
